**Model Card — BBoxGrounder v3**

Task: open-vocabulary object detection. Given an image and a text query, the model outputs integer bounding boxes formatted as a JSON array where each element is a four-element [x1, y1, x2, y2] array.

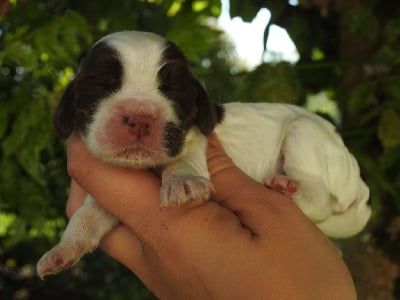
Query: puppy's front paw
[[160, 175, 214, 207], [37, 240, 96, 279]]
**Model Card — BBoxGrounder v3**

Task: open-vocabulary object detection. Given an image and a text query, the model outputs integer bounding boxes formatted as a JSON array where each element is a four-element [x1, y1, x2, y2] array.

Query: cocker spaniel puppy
[[37, 31, 371, 278]]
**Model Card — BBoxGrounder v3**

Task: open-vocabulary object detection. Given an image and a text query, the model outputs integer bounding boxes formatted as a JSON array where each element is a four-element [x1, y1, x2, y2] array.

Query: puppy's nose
[[123, 115, 154, 138]]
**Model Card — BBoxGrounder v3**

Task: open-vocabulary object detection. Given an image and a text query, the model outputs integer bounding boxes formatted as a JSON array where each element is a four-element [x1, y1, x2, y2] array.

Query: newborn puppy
[[37, 31, 371, 278]]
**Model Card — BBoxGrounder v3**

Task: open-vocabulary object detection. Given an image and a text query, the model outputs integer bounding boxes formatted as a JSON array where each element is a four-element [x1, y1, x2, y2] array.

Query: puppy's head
[[54, 31, 218, 167]]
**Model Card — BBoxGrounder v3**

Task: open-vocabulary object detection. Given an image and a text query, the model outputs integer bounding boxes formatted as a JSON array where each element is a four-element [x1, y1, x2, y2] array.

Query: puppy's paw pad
[[160, 175, 214, 207], [37, 241, 94, 279], [265, 175, 298, 196]]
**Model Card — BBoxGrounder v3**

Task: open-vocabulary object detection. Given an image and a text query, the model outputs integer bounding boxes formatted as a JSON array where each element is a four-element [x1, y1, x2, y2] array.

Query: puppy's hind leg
[[37, 195, 119, 279], [264, 175, 298, 197], [275, 117, 337, 223]]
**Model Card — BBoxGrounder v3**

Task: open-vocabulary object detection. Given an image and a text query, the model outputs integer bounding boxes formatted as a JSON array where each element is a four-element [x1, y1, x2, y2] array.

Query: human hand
[[66, 133, 356, 300]]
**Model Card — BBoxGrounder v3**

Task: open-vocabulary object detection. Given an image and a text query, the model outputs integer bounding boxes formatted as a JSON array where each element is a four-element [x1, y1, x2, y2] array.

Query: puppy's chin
[[92, 146, 170, 168]]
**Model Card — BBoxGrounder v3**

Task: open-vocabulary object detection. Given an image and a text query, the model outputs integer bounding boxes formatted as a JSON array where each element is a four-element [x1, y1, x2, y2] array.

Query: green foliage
[[378, 108, 400, 149], [1, 0, 400, 298], [0, 3, 94, 251], [343, 7, 380, 43], [237, 62, 302, 103]]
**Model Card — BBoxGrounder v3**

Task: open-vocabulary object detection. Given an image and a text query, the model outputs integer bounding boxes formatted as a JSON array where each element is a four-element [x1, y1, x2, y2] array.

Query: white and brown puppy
[[37, 31, 371, 278]]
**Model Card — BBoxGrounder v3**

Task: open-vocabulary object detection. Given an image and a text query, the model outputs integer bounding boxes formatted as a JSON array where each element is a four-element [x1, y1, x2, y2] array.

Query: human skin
[[65, 133, 357, 300]]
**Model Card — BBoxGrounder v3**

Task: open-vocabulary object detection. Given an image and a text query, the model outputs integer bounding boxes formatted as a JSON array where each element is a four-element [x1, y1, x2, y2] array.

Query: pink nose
[[123, 115, 154, 138]]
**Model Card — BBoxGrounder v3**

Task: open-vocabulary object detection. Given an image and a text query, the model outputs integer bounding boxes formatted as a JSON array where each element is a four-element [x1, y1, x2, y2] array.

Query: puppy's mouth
[[110, 145, 163, 168], [92, 132, 167, 166], [97, 123, 167, 166], [116, 146, 153, 159]]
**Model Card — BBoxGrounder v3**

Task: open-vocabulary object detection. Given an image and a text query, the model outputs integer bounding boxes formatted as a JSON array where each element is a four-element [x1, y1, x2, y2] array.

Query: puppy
[[37, 31, 371, 278]]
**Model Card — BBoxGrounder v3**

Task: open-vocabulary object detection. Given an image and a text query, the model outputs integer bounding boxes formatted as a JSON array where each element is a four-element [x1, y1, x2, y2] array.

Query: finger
[[65, 179, 87, 218], [206, 132, 264, 205], [206, 132, 238, 182], [99, 224, 148, 274], [66, 134, 91, 185], [100, 222, 180, 299]]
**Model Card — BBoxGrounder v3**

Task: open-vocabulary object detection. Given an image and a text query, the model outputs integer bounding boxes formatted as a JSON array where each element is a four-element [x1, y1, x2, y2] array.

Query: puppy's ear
[[193, 80, 217, 135], [53, 81, 76, 138], [160, 41, 218, 135]]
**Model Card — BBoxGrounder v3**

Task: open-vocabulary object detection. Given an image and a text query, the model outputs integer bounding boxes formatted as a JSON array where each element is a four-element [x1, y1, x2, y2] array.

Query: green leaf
[[375, 44, 400, 64], [167, 15, 221, 62], [343, 8, 379, 43], [2, 41, 37, 70], [29, 12, 92, 66], [2, 104, 32, 157], [379, 145, 400, 170], [0, 213, 16, 237], [383, 76, 400, 102], [229, 0, 261, 22], [239, 62, 302, 104], [347, 81, 377, 116], [17, 130, 50, 186], [0, 105, 9, 139], [2, 126, 28, 158], [192, 0, 221, 16], [378, 108, 400, 149], [384, 19, 400, 43], [265, 0, 289, 24]]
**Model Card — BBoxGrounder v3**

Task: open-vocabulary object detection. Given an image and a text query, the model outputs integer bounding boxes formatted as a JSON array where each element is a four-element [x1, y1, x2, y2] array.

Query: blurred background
[[1, 0, 400, 299]]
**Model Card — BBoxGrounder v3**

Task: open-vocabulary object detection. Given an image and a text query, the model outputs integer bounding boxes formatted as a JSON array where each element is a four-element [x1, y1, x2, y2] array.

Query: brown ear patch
[[53, 81, 76, 138], [158, 41, 218, 135], [53, 41, 123, 138]]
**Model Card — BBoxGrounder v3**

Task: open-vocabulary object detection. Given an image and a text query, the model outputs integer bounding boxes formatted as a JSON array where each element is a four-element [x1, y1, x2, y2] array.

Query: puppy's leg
[[264, 175, 298, 197], [264, 174, 330, 220], [160, 134, 213, 207], [273, 117, 336, 223], [161, 161, 214, 207], [37, 195, 119, 279]]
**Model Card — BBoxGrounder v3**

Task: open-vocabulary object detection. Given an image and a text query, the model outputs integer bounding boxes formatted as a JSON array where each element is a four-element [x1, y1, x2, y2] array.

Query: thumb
[[206, 132, 264, 205], [206, 133, 298, 234]]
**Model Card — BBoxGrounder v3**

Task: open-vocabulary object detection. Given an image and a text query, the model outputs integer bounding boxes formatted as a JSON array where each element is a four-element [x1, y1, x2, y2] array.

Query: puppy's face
[[54, 31, 218, 167]]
